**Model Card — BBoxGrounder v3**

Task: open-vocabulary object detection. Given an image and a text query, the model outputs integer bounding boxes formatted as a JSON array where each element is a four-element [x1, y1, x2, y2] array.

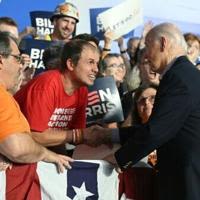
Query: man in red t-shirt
[[15, 39, 100, 154], [0, 30, 76, 199]]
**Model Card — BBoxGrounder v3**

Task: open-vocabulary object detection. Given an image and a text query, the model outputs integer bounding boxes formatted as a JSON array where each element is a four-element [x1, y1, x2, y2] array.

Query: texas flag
[[0, 160, 119, 200]]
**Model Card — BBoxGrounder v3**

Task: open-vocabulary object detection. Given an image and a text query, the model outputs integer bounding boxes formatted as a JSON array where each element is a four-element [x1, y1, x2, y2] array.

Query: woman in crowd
[[119, 85, 158, 200]]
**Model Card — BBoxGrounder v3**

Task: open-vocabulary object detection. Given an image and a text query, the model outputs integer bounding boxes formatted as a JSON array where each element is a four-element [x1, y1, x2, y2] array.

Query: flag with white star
[[67, 161, 99, 200], [3, 160, 119, 200]]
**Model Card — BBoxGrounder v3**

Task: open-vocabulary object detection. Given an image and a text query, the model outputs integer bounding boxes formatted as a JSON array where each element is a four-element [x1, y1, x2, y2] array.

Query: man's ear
[[66, 58, 74, 71], [0, 55, 4, 70], [160, 36, 167, 52]]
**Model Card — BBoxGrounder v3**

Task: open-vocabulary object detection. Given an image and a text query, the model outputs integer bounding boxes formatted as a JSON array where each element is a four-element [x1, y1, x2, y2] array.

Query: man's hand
[[104, 154, 122, 173], [142, 21, 154, 38], [83, 125, 112, 147], [19, 26, 37, 41], [43, 149, 74, 173], [21, 54, 32, 70], [104, 29, 115, 47], [116, 37, 125, 49]]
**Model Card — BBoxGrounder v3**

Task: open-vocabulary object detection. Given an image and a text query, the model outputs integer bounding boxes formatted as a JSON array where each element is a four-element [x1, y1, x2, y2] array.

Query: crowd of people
[[0, 1, 200, 200]]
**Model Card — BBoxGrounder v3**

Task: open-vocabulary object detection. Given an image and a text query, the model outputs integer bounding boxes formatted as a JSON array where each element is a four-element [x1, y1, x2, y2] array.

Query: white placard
[[98, 0, 143, 40]]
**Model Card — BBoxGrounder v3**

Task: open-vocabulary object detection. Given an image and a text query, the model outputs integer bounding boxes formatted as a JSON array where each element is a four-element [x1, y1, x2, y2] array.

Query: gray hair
[[148, 23, 187, 52], [0, 31, 18, 57]]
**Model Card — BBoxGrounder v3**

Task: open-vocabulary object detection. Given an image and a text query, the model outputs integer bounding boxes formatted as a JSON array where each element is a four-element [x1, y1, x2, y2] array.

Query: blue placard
[[30, 11, 54, 36], [19, 38, 52, 75], [86, 76, 124, 124]]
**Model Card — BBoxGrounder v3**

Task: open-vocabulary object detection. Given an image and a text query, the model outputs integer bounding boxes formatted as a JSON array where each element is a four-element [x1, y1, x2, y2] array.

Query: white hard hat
[[50, 2, 79, 23]]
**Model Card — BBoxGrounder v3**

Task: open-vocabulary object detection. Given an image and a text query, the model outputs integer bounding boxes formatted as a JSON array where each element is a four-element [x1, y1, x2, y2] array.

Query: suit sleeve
[[115, 72, 192, 170]]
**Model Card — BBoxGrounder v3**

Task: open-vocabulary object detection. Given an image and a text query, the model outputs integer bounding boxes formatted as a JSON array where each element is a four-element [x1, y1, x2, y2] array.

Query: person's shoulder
[[15, 70, 61, 99], [29, 70, 61, 88], [35, 69, 60, 80], [0, 86, 18, 110], [173, 56, 195, 69], [0, 85, 12, 102], [174, 57, 200, 75], [168, 57, 200, 91]]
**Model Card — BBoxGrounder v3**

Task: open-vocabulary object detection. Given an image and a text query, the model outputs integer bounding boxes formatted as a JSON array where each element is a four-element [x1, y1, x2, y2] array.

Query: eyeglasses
[[0, 53, 23, 64], [137, 95, 155, 104], [107, 63, 125, 70], [9, 54, 23, 64]]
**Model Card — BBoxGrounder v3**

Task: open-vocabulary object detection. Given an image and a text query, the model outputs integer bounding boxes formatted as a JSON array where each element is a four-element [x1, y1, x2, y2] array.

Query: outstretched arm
[[0, 133, 74, 173]]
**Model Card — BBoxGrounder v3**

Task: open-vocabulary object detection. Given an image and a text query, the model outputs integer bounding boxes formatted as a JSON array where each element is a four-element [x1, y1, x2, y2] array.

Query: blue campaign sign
[[19, 38, 52, 75], [1, 0, 200, 39], [89, 7, 134, 40], [30, 11, 54, 36], [86, 76, 124, 124]]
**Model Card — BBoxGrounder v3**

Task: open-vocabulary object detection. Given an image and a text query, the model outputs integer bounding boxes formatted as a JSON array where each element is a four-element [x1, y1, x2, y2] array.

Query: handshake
[[73, 125, 121, 171], [82, 125, 114, 147]]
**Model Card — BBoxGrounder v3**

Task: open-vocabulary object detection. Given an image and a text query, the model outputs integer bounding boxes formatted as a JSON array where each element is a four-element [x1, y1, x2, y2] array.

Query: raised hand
[[103, 154, 122, 173], [116, 36, 124, 49], [19, 26, 37, 41], [104, 29, 115, 47], [21, 54, 32, 69], [142, 21, 154, 38]]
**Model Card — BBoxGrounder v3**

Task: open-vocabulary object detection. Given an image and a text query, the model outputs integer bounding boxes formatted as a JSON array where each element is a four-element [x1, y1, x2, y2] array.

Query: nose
[[65, 21, 74, 30], [144, 98, 150, 105], [93, 63, 99, 74]]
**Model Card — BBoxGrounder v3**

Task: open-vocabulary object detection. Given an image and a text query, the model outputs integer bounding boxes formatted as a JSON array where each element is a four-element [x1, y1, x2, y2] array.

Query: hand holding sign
[[98, 0, 143, 40], [104, 29, 115, 45]]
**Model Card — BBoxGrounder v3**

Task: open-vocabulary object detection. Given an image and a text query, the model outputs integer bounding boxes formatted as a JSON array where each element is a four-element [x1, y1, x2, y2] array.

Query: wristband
[[103, 48, 111, 51], [72, 129, 84, 145], [72, 129, 76, 144]]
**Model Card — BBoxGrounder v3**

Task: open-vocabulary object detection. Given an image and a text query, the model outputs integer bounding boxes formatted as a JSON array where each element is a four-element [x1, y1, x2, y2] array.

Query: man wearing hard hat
[[40, 2, 79, 42]]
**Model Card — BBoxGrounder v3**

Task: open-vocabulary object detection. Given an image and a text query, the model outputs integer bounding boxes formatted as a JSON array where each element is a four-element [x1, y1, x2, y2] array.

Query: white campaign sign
[[98, 0, 143, 40]]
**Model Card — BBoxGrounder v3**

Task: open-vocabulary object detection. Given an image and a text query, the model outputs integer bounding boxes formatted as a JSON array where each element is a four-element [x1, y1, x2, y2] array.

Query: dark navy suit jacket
[[115, 56, 200, 200]]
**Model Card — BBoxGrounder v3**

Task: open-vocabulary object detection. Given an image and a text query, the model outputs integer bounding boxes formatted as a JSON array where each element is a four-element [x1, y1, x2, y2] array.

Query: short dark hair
[[42, 41, 65, 70], [60, 39, 99, 72], [184, 33, 200, 44], [127, 37, 140, 48], [132, 84, 158, 124], [73, 33, 99, 47], [0, 31, 18, 57], [0, 17, 18, 27]]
